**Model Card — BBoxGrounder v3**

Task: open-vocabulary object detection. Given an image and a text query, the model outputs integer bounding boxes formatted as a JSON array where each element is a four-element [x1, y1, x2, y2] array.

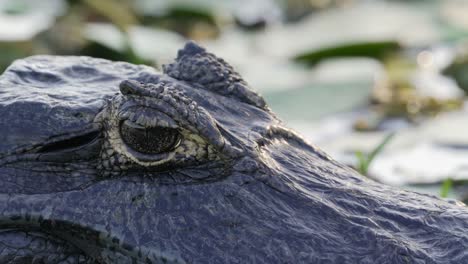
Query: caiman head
[[0, 42, 466, 264]]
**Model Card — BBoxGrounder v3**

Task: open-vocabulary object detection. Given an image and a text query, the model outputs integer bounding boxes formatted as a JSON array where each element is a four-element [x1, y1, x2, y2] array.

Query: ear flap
[[163, 41, 267, 110]]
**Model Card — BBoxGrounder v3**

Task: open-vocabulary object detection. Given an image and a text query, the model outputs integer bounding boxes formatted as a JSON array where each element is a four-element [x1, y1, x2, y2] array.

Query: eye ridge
[[120, 120, 181, 155]]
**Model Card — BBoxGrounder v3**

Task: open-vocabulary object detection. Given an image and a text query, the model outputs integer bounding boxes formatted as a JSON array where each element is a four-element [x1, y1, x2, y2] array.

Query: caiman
[[0, 42, 466, 263]]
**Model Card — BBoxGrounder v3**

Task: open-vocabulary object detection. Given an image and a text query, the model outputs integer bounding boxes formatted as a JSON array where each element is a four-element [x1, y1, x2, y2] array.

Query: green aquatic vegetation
[[444, 57, 468, 94], [141, 5, 219, 39], [355, 133, 395, 176], [292, 40, 401, 66], [440, 178, 453, 198], [80, 41, 151, 66], [439, 178, 468, 200], [82, 0, 138, 32], [375, 56, 464, 119]]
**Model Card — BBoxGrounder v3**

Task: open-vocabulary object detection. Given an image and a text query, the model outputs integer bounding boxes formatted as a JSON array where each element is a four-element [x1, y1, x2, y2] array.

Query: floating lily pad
[[293, 41, 401, 66], [139, 4, 220, 39]]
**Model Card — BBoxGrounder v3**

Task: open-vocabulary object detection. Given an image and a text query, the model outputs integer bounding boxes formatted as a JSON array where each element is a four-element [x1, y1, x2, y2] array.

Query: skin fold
[[0, 42, 466, 263]]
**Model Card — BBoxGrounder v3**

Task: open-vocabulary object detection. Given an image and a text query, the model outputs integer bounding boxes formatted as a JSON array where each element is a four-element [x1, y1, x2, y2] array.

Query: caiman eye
[[120, 120, 181, 154]]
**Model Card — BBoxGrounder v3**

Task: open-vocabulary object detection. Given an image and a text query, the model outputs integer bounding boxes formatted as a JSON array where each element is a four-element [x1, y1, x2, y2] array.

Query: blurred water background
[[1, 0, 468, 202]]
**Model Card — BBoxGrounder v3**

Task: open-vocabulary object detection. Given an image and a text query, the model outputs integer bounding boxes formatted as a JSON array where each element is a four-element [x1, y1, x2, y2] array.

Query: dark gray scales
[[163, 41, 267, 109], [0, 42, 466, 263]]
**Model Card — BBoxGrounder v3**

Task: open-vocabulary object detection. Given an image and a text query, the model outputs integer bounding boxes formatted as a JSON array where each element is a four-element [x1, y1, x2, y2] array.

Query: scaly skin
[[0, 42, 466, 263]]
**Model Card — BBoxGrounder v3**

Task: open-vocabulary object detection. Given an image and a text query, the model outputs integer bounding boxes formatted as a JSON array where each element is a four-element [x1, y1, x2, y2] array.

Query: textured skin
[[0, 42, 467, 263]]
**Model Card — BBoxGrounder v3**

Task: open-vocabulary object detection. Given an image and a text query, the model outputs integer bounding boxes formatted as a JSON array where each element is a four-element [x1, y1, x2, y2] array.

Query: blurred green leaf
[[141, 5, 218, 39], [158, 6, 216, 25], [293, 41, 401, 66], [0, 43, 32, 73], [443, 59, 468, 95], [440, 178, 453, 198], [83, 0, 137, 32], [355, 133, 395, 176], [81, 41, 151, 65], [367, 133, 395, 169], [355, 151, 368, 175]]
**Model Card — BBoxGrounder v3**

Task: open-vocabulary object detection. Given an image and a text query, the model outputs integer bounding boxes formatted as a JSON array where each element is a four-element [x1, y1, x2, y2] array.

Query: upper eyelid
[[121, 120, 145, 130], [119, 107, 179, 129]]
